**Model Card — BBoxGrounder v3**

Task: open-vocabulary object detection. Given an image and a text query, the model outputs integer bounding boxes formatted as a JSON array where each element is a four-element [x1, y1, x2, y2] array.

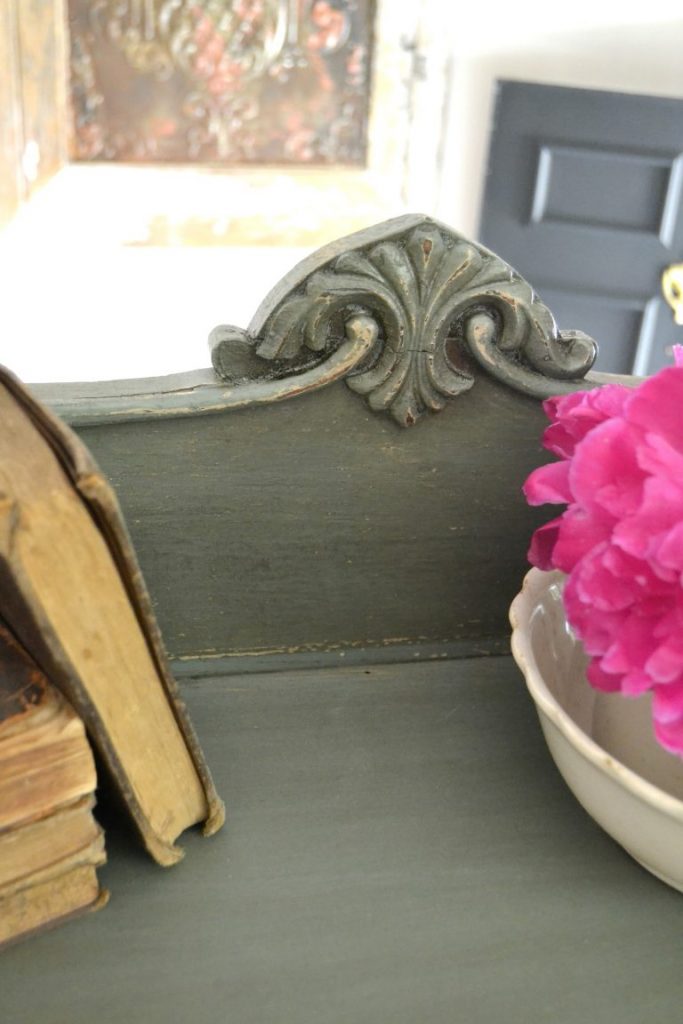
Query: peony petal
[[652, 680, 683, 724], [569, 610, 624, 657], [569, 418, 645, 518], [646, 634, 683, 684], [542, 422, 580, 459], [586, 658, 622, 692], [527, 517, 562, 571], [602, 641, 638, 676], [598, 611, 658, 677], [552, 510, 613, 575], [573, 555, 636, 612], [636, 432, 683, 479], [654, 715, 683, 757], [626, 365, 683, 456], [563, 562, 627, 655], [654, 522, 683, 575], [613, 475, 683, 573], [653, 602, 683, 640], [522, 461, 572, 505], [620, 669, 653, 696], [542, 385, 630, 458]]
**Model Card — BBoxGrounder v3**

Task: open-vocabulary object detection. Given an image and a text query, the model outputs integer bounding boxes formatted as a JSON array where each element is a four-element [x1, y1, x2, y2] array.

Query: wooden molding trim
[[35, 215, 612, 428], [210, 214, 598, 426]]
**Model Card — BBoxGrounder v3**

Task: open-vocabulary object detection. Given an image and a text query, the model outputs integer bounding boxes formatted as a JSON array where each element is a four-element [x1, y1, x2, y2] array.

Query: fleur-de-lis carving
[[210, 215, 597, 426]]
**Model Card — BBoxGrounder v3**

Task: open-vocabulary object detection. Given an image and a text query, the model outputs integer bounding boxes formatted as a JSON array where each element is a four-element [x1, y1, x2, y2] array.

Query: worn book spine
[[0, 366, 224, 864]]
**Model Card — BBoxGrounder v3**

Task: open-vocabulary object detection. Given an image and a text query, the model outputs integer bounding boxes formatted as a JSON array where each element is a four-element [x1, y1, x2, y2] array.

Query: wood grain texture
[[0, 0, 68, 224], [60, 374, 550, 664], [0, 661, 680, 1023], [0, 0, 23, 225], [16, 0, 69, 193]]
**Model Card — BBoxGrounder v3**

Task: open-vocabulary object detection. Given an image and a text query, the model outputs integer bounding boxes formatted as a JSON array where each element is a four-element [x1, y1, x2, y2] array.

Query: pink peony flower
[[523, 347, 683, 756]]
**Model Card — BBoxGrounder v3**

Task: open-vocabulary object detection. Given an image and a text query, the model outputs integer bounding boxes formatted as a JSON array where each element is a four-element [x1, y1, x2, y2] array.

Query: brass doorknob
[[662, 263, 683, 325]]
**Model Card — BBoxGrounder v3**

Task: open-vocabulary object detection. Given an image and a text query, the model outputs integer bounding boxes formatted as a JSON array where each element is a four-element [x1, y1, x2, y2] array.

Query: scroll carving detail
[[210, 215, 598, 426]]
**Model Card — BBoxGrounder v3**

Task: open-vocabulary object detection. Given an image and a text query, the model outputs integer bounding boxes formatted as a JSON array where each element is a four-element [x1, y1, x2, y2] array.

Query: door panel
[[530, 145, 677, 237], [538, 287, 645, 376], [635, 297, 680, 375], [479, 81, 683, 373]]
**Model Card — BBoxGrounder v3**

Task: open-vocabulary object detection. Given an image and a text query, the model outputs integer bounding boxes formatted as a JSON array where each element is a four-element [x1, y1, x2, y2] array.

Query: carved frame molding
[[210, 213, 598, 426]]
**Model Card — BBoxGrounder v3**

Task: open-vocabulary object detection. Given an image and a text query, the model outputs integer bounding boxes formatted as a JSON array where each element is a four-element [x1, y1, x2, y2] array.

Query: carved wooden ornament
[[210, 214, 597, 426]]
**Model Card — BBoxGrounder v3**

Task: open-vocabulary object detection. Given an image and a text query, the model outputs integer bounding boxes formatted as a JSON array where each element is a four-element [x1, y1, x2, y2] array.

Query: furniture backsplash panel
[[75, 376, 550, 662]]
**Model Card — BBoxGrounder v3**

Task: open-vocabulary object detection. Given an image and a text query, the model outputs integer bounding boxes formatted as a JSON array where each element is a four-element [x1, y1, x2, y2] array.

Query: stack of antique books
[[0, 622, 106, 945], [0, 367, 224, 948]]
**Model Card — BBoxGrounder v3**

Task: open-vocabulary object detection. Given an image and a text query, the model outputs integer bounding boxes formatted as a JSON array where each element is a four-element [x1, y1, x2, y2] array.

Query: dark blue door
[[479, 81, 683, 374]]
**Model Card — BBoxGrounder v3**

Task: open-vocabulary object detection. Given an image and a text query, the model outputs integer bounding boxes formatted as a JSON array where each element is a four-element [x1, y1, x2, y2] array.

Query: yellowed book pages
[[0, 827, 106, 900], [0, 796, 101, 891], [0, 374, 223, 865], [0, 619, 96, 831], [0, 688, 96, 832], [0, 857, 108, 949]]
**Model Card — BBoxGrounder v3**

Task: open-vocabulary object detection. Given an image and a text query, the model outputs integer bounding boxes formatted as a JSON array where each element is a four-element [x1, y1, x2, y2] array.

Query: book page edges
[[0, 826, 106, 899], [0, 869, 109, 951]]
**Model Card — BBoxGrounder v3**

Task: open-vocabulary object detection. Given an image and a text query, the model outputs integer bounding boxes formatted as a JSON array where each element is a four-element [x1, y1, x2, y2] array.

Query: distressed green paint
[[46, 375, 550, 662], [1, 662, 680, 1022]]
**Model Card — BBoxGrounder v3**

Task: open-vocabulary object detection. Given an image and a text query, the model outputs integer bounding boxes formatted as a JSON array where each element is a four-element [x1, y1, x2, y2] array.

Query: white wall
[[5, 3, 683, 383], [426, 2, 683, 237]]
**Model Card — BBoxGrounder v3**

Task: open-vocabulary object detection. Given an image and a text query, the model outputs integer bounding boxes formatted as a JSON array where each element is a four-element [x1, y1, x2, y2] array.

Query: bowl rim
[[510, 567, 683, 823]]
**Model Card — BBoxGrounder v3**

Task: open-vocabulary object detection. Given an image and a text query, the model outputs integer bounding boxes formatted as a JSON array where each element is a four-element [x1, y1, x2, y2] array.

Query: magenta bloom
[[523, 348, 683, 756]]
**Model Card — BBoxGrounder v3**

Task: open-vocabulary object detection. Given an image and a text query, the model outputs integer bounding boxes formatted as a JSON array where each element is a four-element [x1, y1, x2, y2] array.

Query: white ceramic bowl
[[510, 568, 683, 892]]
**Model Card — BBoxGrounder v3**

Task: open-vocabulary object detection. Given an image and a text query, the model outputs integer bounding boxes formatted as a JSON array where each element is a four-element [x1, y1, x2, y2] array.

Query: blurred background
[[1, 0, 682, 383]]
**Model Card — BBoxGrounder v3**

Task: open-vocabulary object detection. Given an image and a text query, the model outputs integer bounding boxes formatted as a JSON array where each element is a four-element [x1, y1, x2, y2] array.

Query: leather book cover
[[0, 365, 224, 863]]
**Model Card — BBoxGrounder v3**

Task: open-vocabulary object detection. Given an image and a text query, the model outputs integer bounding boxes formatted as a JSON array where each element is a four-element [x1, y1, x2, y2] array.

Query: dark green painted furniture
[[4, 217, 678, 1023], [32, 216, 603, 671]]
